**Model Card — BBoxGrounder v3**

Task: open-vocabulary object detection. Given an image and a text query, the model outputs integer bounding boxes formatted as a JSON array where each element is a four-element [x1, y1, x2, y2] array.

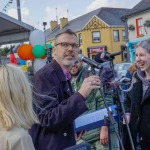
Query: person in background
[[124, 40, 150, 150], [70, 59, 119, 150], [29, 29, 101, 150], [0, 64, 38, 150], [122, 62, 138, 91], [125, 62, 138, 79]]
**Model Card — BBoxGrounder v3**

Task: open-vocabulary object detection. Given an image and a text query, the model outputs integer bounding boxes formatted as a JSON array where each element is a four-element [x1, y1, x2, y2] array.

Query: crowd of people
[[0, 28, 150, 150]]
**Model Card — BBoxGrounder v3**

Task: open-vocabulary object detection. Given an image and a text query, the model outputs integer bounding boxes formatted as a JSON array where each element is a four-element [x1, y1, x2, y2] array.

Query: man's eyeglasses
[[55, 42, 80, 50]]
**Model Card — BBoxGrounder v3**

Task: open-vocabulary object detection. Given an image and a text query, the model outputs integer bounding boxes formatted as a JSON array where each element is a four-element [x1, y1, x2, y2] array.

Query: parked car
[[114, 62, 132, 79]]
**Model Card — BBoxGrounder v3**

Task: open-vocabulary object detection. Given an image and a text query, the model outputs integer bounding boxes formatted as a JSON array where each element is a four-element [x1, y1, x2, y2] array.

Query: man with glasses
[[29, 29, 101, 150]]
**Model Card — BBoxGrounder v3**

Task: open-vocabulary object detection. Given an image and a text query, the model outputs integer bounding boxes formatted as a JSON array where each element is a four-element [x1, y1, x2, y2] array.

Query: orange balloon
[[41, 55, 46, 59], [17, 44, 34, 60]]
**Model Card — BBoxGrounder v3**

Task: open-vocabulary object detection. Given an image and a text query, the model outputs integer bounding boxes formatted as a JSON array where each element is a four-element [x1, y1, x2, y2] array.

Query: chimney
[[60, 17, 68, 29], [50, 21, 58, 31]]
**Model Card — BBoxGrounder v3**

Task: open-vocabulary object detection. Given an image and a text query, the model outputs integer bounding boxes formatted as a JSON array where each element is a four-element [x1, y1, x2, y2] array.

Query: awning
[[0, 12, 35, 45]]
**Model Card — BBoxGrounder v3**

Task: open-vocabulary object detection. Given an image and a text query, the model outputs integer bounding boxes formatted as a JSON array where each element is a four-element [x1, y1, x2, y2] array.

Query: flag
[[10, 48, 17, 64]]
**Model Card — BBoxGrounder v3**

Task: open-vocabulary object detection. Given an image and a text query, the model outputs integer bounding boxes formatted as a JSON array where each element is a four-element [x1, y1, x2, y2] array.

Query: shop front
[[87, 46, 106, 59]]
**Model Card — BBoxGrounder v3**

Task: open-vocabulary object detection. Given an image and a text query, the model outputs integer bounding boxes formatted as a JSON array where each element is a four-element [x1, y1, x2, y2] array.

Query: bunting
[[1, 0, 14, 13]]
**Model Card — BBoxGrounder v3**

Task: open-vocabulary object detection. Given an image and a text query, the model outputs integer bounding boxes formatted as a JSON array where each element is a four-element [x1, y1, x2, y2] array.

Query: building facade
[[123, 0, 150, 62], [46, 7, 130, 63]]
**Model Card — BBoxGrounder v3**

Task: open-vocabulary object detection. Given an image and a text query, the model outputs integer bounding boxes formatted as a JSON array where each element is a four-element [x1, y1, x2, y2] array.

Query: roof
[[46, 7, 130, 41], [123, 0, 150, 18], [0, 12, 35, 45]]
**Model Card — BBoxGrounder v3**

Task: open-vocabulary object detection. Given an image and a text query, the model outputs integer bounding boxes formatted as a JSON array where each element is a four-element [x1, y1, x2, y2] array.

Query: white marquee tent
[[0, 12, 34, 45]]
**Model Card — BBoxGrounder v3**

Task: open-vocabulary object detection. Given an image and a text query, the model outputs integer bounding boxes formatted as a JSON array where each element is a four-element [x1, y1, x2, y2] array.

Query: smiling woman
[[135, 40, 150, 76], [124, 40, 150, 150]]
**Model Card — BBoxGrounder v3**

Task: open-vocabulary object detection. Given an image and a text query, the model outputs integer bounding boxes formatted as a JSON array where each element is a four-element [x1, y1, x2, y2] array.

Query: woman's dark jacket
[[124, 72, 150, 149]]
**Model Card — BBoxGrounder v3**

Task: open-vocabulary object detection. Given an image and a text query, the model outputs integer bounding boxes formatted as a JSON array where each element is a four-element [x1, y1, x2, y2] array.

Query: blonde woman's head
[[0, 64, 38, 130]]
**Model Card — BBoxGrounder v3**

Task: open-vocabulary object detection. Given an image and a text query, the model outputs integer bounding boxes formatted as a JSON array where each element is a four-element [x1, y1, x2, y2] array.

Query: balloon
[[29, 30, 45, 46], [46, 44, 52, 49], [17, 44, 34, 60], [32, 45, 46, 58], [41, 55, 46, 59], [20, 65, 27, 73], [19, 59, 26, 65], [33, 58, 46, 73]]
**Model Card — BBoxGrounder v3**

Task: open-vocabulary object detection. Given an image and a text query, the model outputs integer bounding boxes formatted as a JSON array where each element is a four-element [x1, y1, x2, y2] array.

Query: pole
[[16, 0, 21, 21]]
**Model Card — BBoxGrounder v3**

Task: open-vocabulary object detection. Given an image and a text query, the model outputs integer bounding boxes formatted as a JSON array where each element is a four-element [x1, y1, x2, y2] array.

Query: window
[[136, 18, 144, 37], [122, 30, 126, 41], [92, 32, 100, 42], [113, 30, 119, 42], [78, 33, 82, 45], [123, 52, 128, 61]]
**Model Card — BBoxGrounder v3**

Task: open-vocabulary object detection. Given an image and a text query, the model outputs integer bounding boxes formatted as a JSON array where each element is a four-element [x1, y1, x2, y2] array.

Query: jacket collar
[[50, 60, 72, 96], [50, 60, 67, 82], [132, 72, 150, 105]]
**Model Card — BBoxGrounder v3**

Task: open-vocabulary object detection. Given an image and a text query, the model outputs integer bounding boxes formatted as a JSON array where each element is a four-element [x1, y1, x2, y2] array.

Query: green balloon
[[32, 45, 46, 58], [46, 44, 52, 49]]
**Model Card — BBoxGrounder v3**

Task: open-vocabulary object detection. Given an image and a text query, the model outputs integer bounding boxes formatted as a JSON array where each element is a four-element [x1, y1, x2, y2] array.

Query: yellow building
[[46, 7, 130, 63]]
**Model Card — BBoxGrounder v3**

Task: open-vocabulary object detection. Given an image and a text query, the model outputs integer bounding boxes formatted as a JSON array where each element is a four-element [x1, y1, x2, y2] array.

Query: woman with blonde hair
[[0, 64, 38, 150]]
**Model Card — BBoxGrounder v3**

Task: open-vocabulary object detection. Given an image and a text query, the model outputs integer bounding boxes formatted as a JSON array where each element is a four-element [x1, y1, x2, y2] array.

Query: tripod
[[90, 65, 124, 150], [89, 60, 135, 150]]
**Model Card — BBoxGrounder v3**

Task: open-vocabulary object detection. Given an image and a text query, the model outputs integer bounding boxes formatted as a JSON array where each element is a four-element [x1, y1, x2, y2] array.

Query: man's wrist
[[77, 91, 86, 101], [101, 126, 108, 130]]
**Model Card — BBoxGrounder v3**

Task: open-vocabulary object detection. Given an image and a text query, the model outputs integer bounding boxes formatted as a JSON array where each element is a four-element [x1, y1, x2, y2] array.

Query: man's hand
[[78, 75, 101, 98], [100, 126, 109, 145]]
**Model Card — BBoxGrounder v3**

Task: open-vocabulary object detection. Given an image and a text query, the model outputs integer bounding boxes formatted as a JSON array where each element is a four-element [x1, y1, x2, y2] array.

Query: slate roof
[[123, 0, 150, 18], [46, 7, 130, 41]]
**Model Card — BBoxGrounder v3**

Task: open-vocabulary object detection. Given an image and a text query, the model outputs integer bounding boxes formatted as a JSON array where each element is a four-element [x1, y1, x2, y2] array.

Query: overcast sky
[[1, 0, 141, 30]]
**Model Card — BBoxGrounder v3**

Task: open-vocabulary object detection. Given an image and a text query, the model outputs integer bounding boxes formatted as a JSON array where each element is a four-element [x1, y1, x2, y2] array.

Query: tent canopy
[[0, 12, 34, 45]]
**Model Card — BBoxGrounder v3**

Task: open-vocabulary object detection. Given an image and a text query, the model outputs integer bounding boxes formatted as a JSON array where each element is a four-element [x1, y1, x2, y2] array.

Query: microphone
[[78, 54, 102, 69], [105, 51, 121, 60], [94, 51, 121, 63]]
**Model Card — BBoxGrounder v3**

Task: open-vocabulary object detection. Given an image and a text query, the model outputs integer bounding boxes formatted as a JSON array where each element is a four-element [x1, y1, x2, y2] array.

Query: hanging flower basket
[[128, 24, 135, 31], [144, 20, 150, 27]]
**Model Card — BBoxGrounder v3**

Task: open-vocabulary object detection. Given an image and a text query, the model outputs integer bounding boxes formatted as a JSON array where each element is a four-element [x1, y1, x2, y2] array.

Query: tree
[[0, 45, 15, 56]]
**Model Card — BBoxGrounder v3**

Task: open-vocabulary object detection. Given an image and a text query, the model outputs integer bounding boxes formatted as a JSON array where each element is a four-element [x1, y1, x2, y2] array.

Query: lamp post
[[16, 0, 21, 21], [43, 22, 47, 31], [43, 22, 47, 43], [42, 22, 51, 63]]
